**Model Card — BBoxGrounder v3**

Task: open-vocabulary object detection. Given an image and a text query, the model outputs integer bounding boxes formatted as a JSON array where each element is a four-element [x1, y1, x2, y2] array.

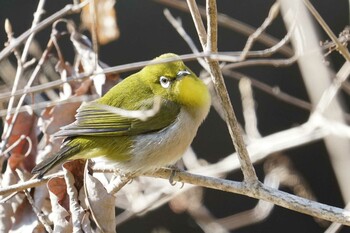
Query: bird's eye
[[159, 76, 171, 88]]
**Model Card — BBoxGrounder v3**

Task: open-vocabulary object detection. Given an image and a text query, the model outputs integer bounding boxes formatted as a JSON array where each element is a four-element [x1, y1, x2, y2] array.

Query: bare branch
[[203, 0, 258, 182], [145, 168, 350, 226]]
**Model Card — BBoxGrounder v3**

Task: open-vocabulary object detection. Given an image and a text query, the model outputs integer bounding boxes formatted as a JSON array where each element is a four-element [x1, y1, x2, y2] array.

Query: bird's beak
[[176, 70, 191, 80]]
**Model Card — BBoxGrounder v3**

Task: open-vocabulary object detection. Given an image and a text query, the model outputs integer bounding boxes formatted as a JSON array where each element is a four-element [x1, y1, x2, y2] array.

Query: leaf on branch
[[48, 177, 72, 232], [62, 160, 86, 231], [80, 0, 120, 45], [69, 24, 120, 97], [85, 173, 116, 233], [63, 160, 85, 191]]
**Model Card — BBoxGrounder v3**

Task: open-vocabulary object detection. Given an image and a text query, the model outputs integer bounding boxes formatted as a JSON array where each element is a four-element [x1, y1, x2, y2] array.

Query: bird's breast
[[123, 107, 206, 173]]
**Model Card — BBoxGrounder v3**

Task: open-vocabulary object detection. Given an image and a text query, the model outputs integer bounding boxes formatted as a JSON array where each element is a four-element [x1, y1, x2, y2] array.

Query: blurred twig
[[239, 2, 280, 61], [0, 1, 89, 62], [303, 0, 350, 62], [0, 0, 47, 166], [280, 0, 350, 203], [154, 0, 294, 56]]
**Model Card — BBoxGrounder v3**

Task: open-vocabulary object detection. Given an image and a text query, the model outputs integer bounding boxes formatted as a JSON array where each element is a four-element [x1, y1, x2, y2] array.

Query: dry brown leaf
[[48, 177, 72, 233], [70, 25, 120, 97], [47, 177, 69, 209], [63, 160, 85, 191], [11, 198, 42, 233], [81, 0, 120, 45], [6, 111, 38, 172], [62, 160, 86, 231], [85, 173, 116, 233], [0, 167, 25, 232], [42, 103, 81, 136], [75, 78, 93, 96]]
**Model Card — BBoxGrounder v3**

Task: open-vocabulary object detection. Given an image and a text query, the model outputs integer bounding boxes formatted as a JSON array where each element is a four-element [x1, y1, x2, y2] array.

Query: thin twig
[[0, 172, 64, 198], [163, 9, 209, 72], [106, 174, 133, 195], [0, 94, 97, 117], [239, 78, 261, 139], [0, 52, 212, 101], [89, 96, 162, 121], [186, 0, 207, 47], [222, 54, 298, 69], [240, 2, 280, 61], [314, 61, 350, 114], [16, 169, 53, 233], [0, 51, 301, 103], [223, 69, 312, 111], [89, 0, 99, 69]]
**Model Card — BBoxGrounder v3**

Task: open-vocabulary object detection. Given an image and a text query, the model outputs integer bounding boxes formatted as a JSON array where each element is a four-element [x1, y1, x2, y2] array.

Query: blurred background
[[0, 0, 349, 232]]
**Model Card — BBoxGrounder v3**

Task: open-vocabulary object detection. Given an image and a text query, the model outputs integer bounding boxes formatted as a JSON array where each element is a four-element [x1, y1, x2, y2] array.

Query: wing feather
[[54, 99, 180, 137]]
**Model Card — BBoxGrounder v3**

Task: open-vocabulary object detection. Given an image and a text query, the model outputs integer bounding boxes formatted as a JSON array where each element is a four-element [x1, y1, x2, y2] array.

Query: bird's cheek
[[175, 77, 208, 107]]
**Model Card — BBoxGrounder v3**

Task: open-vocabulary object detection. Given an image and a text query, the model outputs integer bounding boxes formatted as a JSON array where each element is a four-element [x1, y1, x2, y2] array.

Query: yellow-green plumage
[[32, 53, 211, 177]]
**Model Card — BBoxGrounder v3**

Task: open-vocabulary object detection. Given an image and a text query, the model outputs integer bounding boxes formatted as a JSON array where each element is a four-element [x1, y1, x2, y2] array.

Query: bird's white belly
[[124, 108, 203, 174]]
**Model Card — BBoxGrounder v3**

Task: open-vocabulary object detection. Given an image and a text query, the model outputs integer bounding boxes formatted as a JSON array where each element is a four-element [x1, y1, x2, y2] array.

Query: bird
[[32, 53, 211, 178]]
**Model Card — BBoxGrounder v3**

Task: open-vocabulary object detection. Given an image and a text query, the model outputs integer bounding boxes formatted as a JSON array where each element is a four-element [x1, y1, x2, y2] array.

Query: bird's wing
[[54, 99, 181, 137]]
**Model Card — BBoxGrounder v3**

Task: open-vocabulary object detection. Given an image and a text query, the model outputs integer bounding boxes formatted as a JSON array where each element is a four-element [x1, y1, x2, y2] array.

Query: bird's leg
[[167, 164, 184, 187]]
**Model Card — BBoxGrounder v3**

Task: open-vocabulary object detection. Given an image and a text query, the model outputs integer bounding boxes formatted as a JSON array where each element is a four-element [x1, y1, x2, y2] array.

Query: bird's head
[[140, 53, 211, 113]]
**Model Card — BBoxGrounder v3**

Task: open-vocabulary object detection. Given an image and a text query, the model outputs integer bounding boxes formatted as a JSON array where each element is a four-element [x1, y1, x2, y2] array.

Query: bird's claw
[[169, 169, 177, 186], [168, 166, 184, 188]]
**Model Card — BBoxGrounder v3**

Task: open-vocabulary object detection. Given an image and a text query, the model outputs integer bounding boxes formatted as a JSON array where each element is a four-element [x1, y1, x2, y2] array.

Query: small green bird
[[32, 53, 211, 177]]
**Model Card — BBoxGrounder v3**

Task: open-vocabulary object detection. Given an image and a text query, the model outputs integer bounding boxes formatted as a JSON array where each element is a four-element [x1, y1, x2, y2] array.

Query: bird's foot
[[168, 165, 184, 187]]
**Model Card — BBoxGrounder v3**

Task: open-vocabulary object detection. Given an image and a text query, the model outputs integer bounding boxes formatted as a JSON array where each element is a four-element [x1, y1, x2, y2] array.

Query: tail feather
[[32, 144, 80, 178]]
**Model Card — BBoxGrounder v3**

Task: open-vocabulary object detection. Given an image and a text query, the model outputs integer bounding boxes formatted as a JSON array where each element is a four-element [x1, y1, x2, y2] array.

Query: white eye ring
[[159, 76, 171, 89]]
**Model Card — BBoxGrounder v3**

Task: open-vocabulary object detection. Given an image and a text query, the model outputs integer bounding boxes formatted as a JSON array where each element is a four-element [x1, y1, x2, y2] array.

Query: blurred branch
[[224, 69, 312, 111], [0, 0, 47, 166], [89, 96, 162, 121], [0, 172, 64, 197], [1, 37, 56, 160], [0, 1, 89, 62], [0, 52, 269, 102], [303, 0, 350, 61], [280, 0, 350, 203], [0, 94, 97, 117], [239, 2, 280, 61], [154, 0, 294, 57], [239, 78, 261, 139]]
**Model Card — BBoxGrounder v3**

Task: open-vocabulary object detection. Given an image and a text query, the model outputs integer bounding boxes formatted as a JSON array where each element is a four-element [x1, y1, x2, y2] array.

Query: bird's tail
[[32, 144, 80, 178]]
